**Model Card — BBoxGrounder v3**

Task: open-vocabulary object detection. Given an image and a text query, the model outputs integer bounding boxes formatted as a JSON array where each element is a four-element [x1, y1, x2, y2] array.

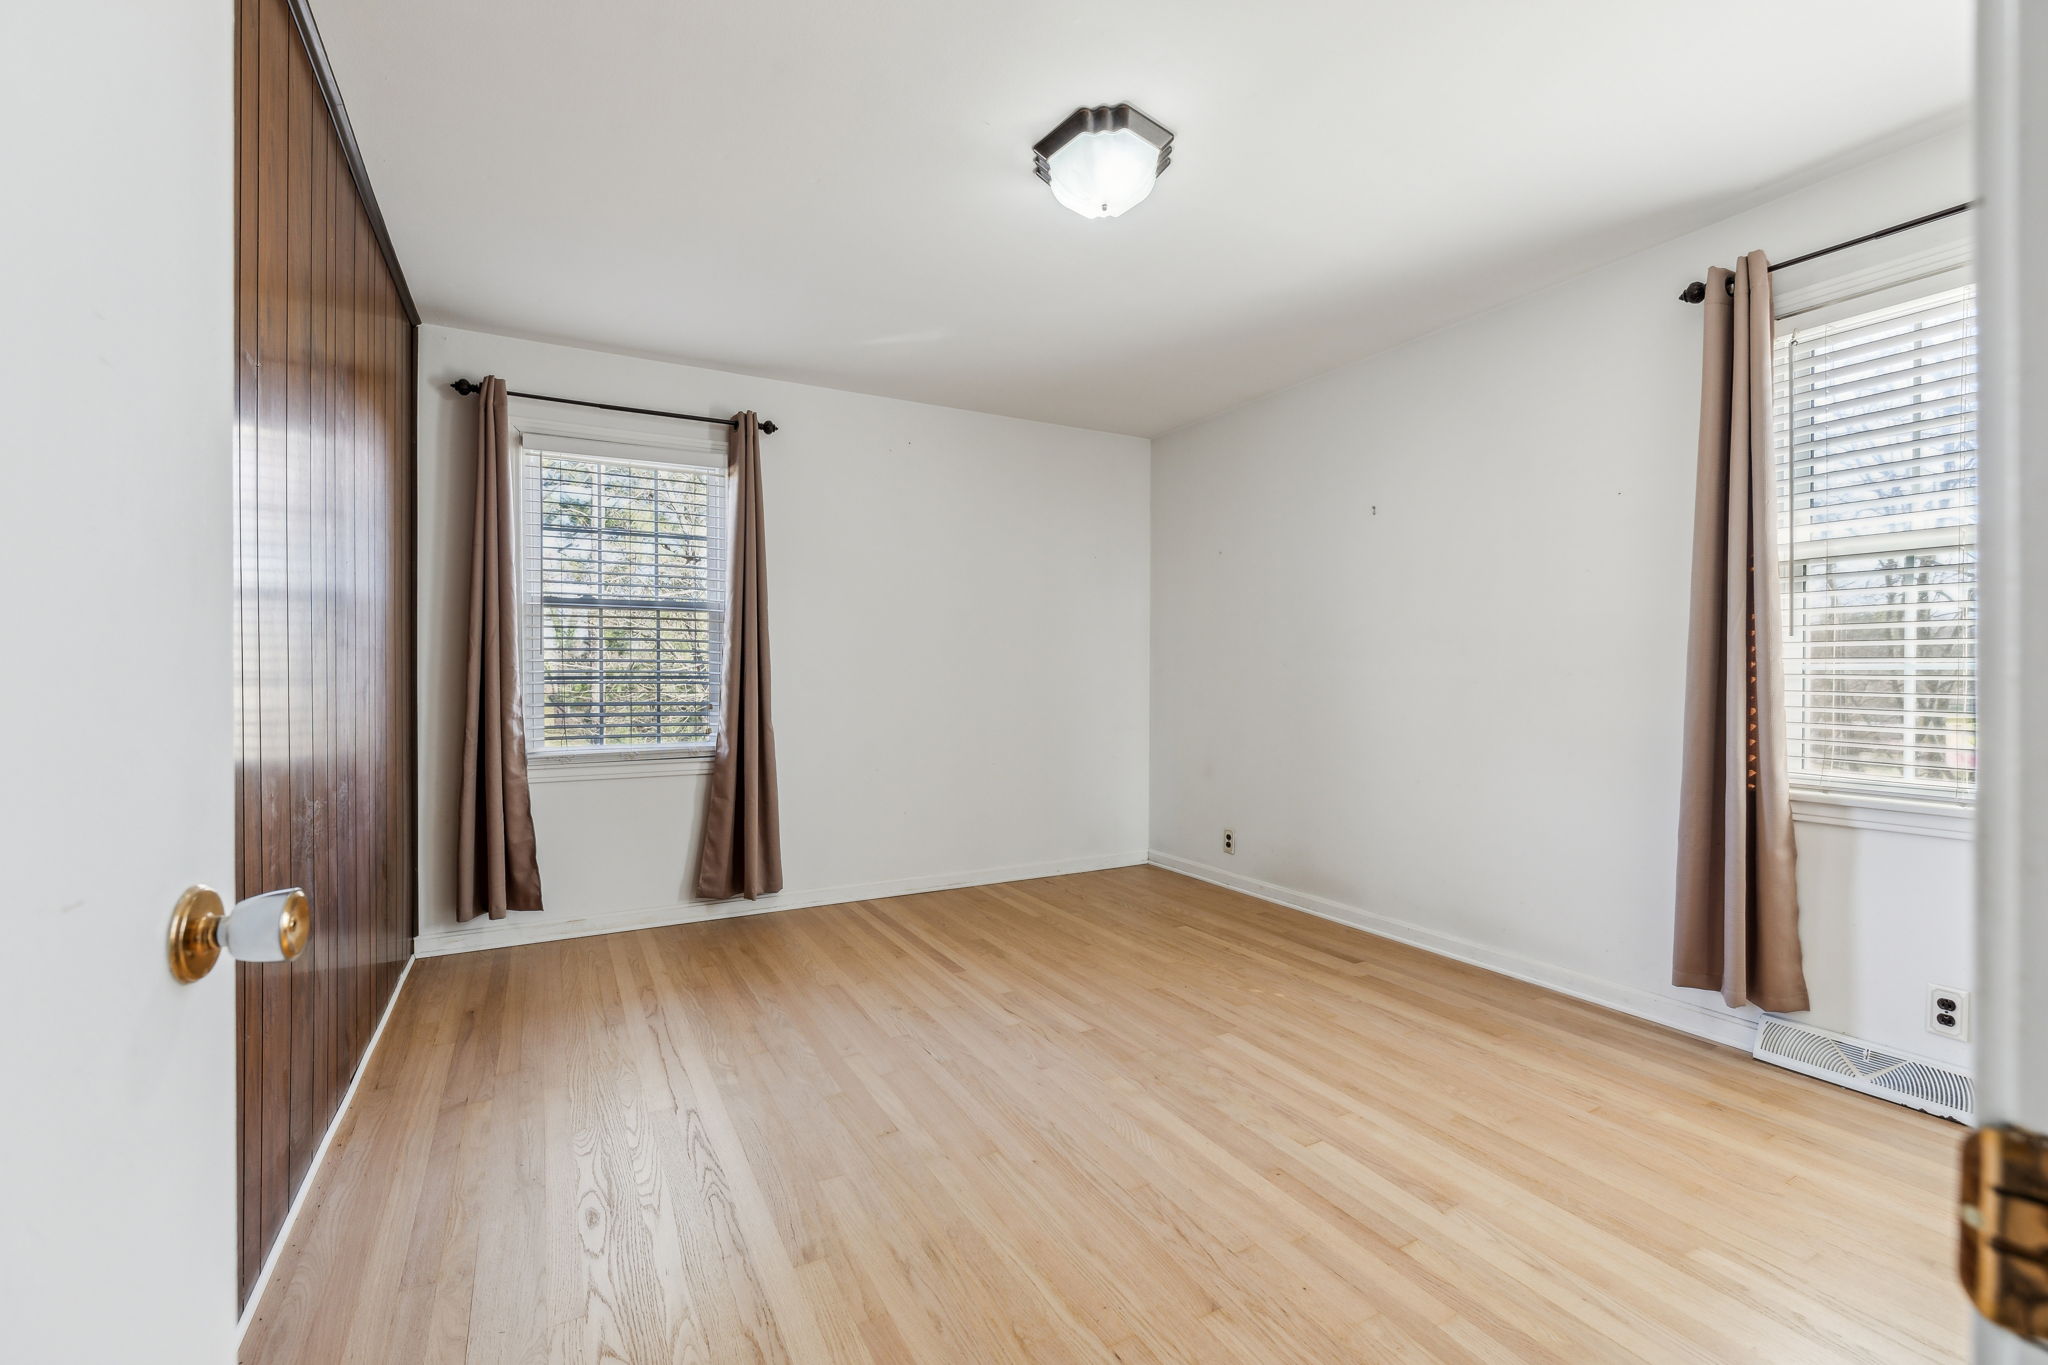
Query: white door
[[0, 2, 238, 1360], [1976, 1, 2048, 1360]]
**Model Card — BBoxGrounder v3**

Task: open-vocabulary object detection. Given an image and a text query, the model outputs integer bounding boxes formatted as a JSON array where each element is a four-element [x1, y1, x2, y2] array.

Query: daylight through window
[[520, 445, 727, 754], [1774, 283, 1978, 801]]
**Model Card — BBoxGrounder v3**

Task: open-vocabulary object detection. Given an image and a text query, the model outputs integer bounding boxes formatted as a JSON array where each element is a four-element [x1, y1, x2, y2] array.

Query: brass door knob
[[167, 885, 311, 982]]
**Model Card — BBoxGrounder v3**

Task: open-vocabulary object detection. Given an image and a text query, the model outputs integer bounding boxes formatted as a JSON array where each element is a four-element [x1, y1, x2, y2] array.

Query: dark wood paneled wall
[[235, 0, 416, 1305]]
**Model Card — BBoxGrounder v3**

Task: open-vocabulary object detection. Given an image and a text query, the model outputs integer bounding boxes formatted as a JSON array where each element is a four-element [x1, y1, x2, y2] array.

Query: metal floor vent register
[[1753, 1018, 1974, 1123]]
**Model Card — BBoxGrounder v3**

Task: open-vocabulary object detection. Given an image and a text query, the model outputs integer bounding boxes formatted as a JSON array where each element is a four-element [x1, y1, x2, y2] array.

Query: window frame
[[1771, 251, 1979, 813], [508, 401, 730, 773]]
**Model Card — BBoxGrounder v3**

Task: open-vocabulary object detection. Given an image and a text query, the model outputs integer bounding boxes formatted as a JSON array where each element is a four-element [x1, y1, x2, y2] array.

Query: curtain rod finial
[[1679, 281, 1707, 304], [450, 378, 482, 396], [759, 420, 779, 435]]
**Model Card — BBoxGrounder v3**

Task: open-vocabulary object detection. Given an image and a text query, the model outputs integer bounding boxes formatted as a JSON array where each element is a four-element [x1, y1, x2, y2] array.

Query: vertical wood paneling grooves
[[284, 20, 314, 1196], [233, 0, 263, 1301], [235, 0, 415, 1308], [252, 0, 291, 1291]]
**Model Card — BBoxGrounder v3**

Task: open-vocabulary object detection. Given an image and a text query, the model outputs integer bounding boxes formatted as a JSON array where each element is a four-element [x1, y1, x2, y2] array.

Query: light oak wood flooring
[[240, 865, 1967, 1364]]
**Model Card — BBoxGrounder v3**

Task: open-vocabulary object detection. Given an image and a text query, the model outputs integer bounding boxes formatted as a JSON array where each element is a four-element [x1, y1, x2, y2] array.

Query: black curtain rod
[[1678, 202, 1974, 303], [448, 378, 777, 434]]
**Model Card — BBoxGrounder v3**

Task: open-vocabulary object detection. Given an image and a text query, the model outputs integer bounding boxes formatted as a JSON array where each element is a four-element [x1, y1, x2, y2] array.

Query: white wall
[[1, 1, 237, 1357], [1150, 128, 1976, 1067], [1794, 811, 1973, 1056], [416, 326, 1150, 950]]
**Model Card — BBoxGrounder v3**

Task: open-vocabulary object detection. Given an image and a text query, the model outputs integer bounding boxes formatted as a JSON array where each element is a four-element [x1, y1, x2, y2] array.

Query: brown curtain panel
[[694, 412, 783, 900], [456, 376, 544, 921], [1673, 253, 1808, 1011]]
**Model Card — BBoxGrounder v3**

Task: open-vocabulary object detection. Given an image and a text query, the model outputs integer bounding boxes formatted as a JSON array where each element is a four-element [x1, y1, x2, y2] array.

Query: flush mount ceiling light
[[1033, 104, 1174, 220]]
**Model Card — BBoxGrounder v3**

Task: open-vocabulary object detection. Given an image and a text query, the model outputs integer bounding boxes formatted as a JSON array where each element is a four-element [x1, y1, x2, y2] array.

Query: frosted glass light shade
[[1033, 105, 1173, 220], [1045, 127, 1161, 218]]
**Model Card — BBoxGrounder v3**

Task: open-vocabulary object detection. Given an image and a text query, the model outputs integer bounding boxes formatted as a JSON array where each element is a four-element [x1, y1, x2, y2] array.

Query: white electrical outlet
[[1928, 985, 1972, 1041], [1222, 829, 1236, 855]]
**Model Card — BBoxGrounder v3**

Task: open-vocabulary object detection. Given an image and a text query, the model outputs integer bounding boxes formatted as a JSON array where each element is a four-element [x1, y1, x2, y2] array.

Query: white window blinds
[[519, 444, 728, 754], [1773, 282, 1978, 801]]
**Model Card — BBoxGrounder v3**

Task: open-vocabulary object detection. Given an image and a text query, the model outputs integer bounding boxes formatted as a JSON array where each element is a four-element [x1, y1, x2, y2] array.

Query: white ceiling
[[315, 0, 1971, 436]]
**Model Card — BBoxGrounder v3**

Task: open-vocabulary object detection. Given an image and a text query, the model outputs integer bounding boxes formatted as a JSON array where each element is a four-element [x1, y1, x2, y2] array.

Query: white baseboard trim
[[235, 953, 415, 1344], [413, 850, 1153, 957], [1147, 850, 1761, 1053]]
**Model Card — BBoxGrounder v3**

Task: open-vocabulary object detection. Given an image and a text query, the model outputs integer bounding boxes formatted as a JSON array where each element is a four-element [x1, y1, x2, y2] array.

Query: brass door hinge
[[1961, 1124, 2048, 1343]]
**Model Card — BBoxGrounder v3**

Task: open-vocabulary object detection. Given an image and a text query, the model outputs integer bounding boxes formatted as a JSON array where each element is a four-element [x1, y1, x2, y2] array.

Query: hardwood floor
[[240, 866, 1967, 1364]]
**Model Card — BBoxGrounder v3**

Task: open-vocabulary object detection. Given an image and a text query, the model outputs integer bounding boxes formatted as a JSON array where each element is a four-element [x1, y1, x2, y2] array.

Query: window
[[518, 431, 728, 757], [1774, 280, 1978, 802]]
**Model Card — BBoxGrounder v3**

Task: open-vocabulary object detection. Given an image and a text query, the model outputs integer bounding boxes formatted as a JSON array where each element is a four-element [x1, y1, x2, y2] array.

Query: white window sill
[[527, 750, 715, 783], [1789, 788, 1974, 840]]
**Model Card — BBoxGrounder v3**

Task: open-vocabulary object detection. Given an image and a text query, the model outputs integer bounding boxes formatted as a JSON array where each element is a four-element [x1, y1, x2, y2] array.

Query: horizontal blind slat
[[521, 447, 729, 751], [1775, 282, 1980, 800]]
